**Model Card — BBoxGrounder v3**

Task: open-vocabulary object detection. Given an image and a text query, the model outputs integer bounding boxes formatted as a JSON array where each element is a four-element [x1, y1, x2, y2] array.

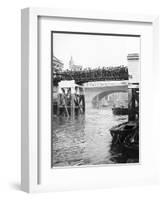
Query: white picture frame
[[21, 7, 159, 193]]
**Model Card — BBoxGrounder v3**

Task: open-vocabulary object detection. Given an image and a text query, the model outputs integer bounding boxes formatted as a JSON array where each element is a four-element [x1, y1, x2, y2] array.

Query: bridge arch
[[92, 90, 127, 108], [92, 90, 127, 102], [84, 84, 128, 109]]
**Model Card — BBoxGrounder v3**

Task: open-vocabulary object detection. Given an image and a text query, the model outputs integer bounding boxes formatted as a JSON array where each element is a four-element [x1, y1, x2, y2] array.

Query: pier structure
[[110, 53, 140, 148], [53, 80, 85, 117], [128, 84, 139, 121], [127, 53, 140, 121]]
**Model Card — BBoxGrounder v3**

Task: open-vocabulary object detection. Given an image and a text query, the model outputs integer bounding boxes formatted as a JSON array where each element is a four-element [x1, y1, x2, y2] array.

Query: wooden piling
[[81, 95, 85, 113], [56, 81, 85, 117], [62, 94, 69, 117], [71, 94, 75, 117], [57, 93, 60, 116], [128, 87, 138, 121]]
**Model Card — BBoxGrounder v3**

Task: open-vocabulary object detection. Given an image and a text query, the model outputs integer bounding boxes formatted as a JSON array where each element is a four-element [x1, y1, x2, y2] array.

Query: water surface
[[52, 107, 128, 167]]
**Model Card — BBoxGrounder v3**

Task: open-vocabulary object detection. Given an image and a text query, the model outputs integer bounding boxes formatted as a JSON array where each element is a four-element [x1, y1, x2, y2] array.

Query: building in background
[[69, 56, 82, 71], [53, 56, 64, 73]]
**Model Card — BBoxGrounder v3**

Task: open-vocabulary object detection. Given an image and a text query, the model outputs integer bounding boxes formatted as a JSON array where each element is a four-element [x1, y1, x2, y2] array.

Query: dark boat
[[112, 106, 128, 115], [110, 121, 138, 145]]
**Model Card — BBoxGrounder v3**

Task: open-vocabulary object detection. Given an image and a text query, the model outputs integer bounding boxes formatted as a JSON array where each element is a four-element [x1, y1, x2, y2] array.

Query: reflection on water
[[52, 107, 129, 167]]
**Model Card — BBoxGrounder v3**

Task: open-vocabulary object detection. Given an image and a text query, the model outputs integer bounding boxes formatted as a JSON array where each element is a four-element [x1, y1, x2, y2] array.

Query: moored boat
[[110, 121, 138, 145], [112, 106, 128, 115]]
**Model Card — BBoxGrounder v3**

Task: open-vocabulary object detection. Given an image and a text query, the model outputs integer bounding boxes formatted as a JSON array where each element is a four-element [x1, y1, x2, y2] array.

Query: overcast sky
[[53, 33, 140, 69]]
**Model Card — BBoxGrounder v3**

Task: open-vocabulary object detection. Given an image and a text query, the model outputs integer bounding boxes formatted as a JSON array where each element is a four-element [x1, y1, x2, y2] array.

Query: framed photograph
[[21, 8, 159, 193]]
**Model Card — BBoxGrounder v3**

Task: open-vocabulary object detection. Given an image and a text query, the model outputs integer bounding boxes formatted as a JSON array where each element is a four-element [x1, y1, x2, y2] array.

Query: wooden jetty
[[52, 80, 85, 117]]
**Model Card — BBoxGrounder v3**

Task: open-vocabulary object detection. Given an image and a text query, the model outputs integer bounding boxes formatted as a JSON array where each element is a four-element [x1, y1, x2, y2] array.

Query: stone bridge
[[83, 81, 128, 109]]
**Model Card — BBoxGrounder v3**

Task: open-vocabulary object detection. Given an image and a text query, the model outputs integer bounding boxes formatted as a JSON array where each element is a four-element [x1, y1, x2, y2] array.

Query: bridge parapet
[[83, 80, 128, 88]]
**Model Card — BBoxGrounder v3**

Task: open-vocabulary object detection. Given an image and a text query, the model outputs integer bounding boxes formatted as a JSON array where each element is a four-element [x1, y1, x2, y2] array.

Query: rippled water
[[52, 107, 129, 167]]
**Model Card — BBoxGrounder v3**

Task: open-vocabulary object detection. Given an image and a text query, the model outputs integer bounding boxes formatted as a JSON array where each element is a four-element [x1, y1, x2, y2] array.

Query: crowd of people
[[53, 66, 128, 83]]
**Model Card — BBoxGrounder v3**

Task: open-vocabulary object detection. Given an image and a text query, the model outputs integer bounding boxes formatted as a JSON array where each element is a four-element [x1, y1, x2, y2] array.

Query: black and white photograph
[[51, 31, 140, 168]]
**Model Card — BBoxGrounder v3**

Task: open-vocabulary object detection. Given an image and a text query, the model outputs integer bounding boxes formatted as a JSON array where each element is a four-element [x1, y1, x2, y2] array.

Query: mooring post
[[57, 94, 60, 116], [80, 88, 85, 113], [128, 87, 136, 121], [63, 93, 69, 117], [57, 86, 62, 116], [82, 95, 85, 113], [71, 87, 75, 117]]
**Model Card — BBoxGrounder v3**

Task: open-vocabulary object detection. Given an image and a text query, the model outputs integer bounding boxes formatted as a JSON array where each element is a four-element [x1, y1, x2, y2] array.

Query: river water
[[52, 106, 130, 167]]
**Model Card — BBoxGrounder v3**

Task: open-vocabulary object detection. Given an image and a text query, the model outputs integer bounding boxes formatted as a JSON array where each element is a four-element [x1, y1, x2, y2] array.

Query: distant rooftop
[[127, 53, 139, 60], [53, 56, 64, 65]]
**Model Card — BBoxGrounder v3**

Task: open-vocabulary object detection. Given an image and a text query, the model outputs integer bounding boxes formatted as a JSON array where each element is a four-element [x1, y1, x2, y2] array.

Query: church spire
[[69, 56, 74, 69]]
